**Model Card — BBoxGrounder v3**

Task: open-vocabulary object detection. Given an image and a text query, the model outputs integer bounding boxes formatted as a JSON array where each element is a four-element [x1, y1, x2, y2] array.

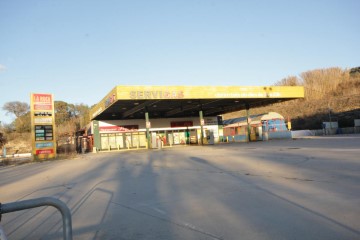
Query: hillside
[[1, 133, 31, 155], [224, 67, 360, 130]]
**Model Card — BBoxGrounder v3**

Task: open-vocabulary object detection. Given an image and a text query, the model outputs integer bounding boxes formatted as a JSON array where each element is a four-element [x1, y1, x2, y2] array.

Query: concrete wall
[[291, 127, 360, 138], [225, 131, 292, 142], [269, 131, 292, 139]]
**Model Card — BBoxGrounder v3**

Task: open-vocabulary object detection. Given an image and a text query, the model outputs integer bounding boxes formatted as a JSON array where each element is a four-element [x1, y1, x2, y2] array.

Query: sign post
[[30, 93, 56, 160], [145, 112, 151, 149]]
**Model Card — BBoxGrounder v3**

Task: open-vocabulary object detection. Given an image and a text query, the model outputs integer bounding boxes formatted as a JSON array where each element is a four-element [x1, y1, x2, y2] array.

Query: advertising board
[[31, 93, 56, 159]]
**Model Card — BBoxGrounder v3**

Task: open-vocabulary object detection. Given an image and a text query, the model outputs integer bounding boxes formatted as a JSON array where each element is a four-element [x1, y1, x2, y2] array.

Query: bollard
[[2, 147, 6, 158], [0, 224, 8, 240]]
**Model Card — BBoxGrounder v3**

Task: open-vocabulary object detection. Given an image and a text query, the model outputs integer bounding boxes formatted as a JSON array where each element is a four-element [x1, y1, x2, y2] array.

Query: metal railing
[[0, 197, 73, 240]]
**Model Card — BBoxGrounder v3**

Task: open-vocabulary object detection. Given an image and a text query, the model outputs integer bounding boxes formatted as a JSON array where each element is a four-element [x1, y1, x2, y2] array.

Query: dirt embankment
[[1, 133, 32, 155]]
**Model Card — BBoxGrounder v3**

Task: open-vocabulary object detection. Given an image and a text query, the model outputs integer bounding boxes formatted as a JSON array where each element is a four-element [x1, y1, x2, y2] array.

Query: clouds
[[0, 64, 6, 72]]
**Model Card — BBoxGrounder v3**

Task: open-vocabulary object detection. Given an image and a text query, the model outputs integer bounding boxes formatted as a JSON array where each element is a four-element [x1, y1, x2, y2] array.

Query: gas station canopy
[[90, 86, 304, 120]]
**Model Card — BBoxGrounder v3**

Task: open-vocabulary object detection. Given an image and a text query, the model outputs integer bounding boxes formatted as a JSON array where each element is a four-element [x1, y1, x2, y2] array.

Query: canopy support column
[[145, 110, 151, 149], [93, 121, 100, 152], [199, 110, 204, 145], [246, 103, 251, 142]]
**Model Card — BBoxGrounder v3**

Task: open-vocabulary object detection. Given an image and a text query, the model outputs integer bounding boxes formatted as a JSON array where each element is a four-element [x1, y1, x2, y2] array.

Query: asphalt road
[[1, 135, 359, 240]]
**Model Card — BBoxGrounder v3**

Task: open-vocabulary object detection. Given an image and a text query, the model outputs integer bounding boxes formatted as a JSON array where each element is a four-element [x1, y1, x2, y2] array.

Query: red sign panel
[[36, 149, 54, 155], [99, 125, 139, 132], [33, 94, 53, 111], [171, 121, 193, 127]]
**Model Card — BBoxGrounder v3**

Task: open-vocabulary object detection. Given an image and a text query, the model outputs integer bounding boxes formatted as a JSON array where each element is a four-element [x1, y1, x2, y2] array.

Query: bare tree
[[300, 67, 349, 99], [2, 101, 30, 118], [274, 76, 301, 86]]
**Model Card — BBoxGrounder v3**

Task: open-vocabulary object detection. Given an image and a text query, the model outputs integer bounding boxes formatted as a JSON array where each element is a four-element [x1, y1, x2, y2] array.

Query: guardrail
[[0, 197, 73, 240]]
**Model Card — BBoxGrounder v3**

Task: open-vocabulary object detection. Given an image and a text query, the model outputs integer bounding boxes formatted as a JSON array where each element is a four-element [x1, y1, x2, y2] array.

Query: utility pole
[[328, 103, 332, 130]]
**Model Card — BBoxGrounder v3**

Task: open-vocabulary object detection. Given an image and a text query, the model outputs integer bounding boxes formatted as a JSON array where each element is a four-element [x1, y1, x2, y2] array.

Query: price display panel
[[35, 125, 53, 141]]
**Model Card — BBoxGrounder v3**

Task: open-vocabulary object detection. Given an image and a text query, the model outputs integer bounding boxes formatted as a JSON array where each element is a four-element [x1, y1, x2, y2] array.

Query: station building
[[88, 85, 304, 151], [223, 112, 291, 142]]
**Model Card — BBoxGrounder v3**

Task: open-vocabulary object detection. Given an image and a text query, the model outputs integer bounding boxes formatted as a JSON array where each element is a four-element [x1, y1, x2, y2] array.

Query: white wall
[[355, 119, 360, 127], [322, 122, 339, 129]]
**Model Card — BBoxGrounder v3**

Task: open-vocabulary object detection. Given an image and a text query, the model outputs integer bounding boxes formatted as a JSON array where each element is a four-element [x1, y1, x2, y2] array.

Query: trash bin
[[157, 138, 162, 150], [262, 132, 269, 141]]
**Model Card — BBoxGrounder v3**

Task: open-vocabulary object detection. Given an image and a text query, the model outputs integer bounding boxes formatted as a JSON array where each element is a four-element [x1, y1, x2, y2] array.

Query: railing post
[[0, 197, 72, 240]]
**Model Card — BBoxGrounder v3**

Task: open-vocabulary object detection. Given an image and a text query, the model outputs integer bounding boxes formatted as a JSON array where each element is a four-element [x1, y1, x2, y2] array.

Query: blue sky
[[0, 0, 359, 124]]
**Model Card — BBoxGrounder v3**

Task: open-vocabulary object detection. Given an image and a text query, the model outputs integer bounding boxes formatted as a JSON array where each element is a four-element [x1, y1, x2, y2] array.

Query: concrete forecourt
[[1, 135, 359, 239]]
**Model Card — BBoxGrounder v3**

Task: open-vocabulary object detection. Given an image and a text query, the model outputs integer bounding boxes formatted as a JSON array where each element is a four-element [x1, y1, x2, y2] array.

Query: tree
[[349, 66, 360, 75], [14, 112, 31, 133], [54, 101, 90, 137], [1, 122, 15, 134], [59, 102, 90, 129], [73, 103, 90, 129], [2, 101, 29, 118], [300, 67, 349, 99], [2, 101, 30, 133], [0, 132, 6, 148], [55, 101, 71, 126], [274, 76, 301, 86]]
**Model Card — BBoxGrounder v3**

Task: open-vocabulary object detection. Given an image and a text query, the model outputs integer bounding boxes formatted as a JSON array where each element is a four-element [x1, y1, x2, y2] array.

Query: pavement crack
[[109, 200, 224, 240], [282, 177, 314, 182], [244, 172, 320, 182]]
